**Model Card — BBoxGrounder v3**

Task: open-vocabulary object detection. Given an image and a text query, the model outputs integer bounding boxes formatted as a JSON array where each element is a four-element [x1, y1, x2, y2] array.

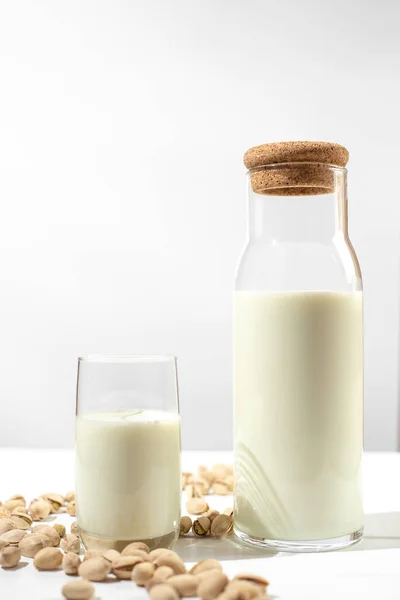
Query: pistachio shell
[[210, 515, 232, 538], [78, 556, 111, 581], [121, 541, 150, 554], [233, 574, 269, 589], [3, 499, 25, 511], [83, 551, 101, 561], [61, 534, 80, 554], [195, 568, 224, 584], [168, 574, 198, 597], [0, 518, 15, 535], [62, 552, 81, 575], [65, 491, 75, 503], [29, 498, 51, 520], [0, 546, 21, 568], [37, 526, 60, 547], [203, 510, 220, 523], [131, 561, 155, 585], [190, 559, 223, 575], [148, 548, 177, 561], [7, 495, 26, 504], [102, 549, 120, 563], [226, 581, 263, 600], [67, 501, 76, 516], [223, 508, 234, 517], [149, 583, 180, 600], [179, 516, 192, 535], [61, 580, 95, 600], [0, 529, 26, 545], [120, 547, 149, 560], [11, 514, 32, 530], [18, 534, 47, 558], [198, 571, 228, 600], [148, 565, 174, 585], [70, 522, 79, 535], [193, 517, 210, 537], [213, 480, 230, 495], [33, 547, 63, 570], [186, 498, 209, 515], [153, 553, 186, 575], [112, 555, 143, 580]]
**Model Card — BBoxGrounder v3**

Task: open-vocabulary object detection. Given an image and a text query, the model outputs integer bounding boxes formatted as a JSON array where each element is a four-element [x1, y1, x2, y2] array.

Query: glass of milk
[[75, 355, 181, 552], [234, 142, 363, 552]]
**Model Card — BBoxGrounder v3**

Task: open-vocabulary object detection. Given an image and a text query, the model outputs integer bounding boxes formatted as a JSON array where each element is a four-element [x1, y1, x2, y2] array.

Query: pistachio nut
[[83, 551, 101, 561], [0, 546, 21, 568], [61, 534, 80, 554], [186, 498, 209, 515], [70, 521, 79, 535], [185, 484, 203, 499], [168, 574, 198, 597], [225, 475, 234, 492], [148, 565, 174, 585], [29, 498, 52, 521], [18, 534, 48, 558], [210, 514, 232, 538], [78, 556, 111, 581], [131, 560, 155, 585], [180, 516, 192, 535], [149, 583, 180, 600], [121, 540, 150, 553], [212, 480, 230, 495], [41, 493, 64, 513], [54, 524, 66, 538], [37, 526, 60, 547], [65, 491, 75, 503], [61, 579, 95, 600], [148, 548, 178, 561], [67, 501, 76, 516], [203, 510, 220, 523], [112, 555, 143, 580], [0, 529, 26, 545], [232, 574, 269, 592], [7, 495, 26, 505], [3, 499, 26, 512], [198, 570, 228, 600], [120, 546, 149, 560], [226, 580, 263, 600], [191, 477, 210, 495], [193, 517, 211, 537], [0, 518, 15, 535], [190, 559, 223, 575], [34, 547, 63, 570], [62, 552, 81, 575], [153, 552, 186, 575], [102, 549, 120, 563], [11, 513, 33, 530], [195, 568, 224, 584]]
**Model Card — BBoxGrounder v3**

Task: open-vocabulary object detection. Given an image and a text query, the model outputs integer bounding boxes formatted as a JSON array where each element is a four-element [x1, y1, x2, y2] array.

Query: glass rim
[[78, 354, 177, 363]]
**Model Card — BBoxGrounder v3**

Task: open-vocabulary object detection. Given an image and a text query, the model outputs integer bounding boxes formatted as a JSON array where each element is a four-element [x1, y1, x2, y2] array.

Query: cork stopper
[[243, 141, 349, 196]]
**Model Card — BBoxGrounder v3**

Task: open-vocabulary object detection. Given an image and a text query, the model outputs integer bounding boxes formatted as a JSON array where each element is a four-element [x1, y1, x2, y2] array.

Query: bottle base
[[234, 526, 364, 553], [79, 527, 179, 553]]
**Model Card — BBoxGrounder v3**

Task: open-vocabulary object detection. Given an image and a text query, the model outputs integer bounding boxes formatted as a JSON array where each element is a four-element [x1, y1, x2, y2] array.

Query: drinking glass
[[75, 355, 181, 552]]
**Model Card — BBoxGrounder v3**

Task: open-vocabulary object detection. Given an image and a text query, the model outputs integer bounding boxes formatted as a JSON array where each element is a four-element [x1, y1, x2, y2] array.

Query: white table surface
[[0, 449, 400, 600]]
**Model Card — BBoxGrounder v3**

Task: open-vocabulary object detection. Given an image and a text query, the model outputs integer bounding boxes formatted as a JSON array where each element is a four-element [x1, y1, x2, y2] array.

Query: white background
[[0, 0, 399, 450]]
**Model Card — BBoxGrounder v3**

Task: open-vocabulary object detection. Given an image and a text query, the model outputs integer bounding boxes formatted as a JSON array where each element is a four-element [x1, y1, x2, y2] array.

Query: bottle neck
[[247, 166, 348, 244]]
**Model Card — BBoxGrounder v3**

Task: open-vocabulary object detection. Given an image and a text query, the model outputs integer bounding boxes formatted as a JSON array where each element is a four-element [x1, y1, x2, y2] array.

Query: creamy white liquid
[[75, 409, 181, 541], [234, 291, 363, 541]]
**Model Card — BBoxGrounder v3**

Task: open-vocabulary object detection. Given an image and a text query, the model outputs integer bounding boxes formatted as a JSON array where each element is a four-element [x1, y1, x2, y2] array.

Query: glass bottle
[[234, 142, 363, 552]]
